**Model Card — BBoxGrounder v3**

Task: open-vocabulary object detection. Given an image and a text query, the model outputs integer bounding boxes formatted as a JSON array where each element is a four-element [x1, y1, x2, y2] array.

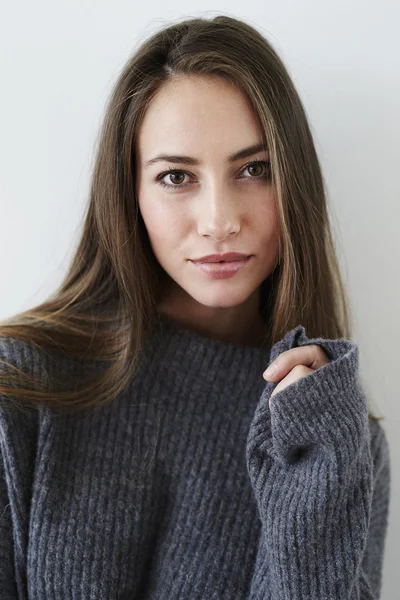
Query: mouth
[[191, 252, 251, 263], [189, 255, 252, 279]]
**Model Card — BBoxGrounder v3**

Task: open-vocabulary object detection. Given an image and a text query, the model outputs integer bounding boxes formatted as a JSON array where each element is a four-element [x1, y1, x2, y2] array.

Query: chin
[[187, 285, 254, 309]]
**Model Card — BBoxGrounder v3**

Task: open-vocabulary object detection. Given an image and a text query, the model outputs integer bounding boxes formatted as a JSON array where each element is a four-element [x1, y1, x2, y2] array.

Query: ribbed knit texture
[[0, 317, 391, 599]]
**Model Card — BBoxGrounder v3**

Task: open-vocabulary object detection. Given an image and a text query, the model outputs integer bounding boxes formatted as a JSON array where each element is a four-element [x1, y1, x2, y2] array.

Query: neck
[[157, 278, 270, 350]]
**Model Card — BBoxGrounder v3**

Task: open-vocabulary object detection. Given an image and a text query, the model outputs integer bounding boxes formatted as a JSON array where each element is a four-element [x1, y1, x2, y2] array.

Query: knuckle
[[315, 346, 329, 363], [292, 364, 309, 375]]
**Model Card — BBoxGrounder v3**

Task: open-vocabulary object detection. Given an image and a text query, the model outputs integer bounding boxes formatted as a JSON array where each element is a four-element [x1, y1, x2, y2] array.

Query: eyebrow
[[143, 142, 268, 169]]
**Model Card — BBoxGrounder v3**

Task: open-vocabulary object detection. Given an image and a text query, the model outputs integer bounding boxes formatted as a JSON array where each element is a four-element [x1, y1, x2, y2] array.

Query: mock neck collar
[[156, 313, 271, 355]]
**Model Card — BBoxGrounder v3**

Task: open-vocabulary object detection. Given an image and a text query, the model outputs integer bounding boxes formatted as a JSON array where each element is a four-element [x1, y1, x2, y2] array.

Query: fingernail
[[264, 363, 278, 378]]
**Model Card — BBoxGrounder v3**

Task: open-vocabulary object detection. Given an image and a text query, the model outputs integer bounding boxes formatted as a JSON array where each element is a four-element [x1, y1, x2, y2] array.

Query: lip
[[191, 252, 251, 263], [189, 255, 252, 279]]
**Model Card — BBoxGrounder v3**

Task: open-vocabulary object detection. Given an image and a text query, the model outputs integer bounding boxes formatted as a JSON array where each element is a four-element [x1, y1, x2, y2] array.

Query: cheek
[[138, 193, 165, 234], [250, 193, 280, 237], [139, 195, 187, 250]]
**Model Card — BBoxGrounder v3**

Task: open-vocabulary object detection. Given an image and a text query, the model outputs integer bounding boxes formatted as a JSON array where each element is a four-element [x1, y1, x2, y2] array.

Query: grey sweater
[[0, 316, 391, 599]]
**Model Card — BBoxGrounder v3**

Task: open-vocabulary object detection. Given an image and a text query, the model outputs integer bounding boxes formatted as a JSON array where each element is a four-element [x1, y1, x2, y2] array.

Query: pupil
[[250, 164, 262, 176]]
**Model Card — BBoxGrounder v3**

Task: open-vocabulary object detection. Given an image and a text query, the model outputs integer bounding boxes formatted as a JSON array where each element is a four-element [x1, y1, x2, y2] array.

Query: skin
[[135, 73, 330, 388], [135, 74, 280, 348], [263, 345, 330, 409]]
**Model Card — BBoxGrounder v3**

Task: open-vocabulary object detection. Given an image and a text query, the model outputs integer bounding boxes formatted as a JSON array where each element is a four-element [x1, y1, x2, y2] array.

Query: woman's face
[[135, 75, 281, 320]]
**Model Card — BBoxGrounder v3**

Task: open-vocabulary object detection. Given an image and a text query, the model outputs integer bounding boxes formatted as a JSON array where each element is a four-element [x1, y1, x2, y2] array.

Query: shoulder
[[368, 418, 390, 486], [0, 334, 55, 388], [0, 333, 89, 394], [0, 336, 53, 436], [0, 333, 50, 399], [0, 334, 38, 367]]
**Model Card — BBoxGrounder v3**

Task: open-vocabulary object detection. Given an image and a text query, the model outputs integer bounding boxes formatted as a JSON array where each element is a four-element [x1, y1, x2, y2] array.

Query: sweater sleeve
[[0, 438, 19, 598], [0, 339, 40, 600], [0, 397, 38, 600], [246, 325, 391, 600]]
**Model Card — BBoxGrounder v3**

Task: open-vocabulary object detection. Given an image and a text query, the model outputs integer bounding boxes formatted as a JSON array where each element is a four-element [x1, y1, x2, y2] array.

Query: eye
[[155, 159, 271, 190], [240, 160, 271, 180], [156, 168, 191, 189]]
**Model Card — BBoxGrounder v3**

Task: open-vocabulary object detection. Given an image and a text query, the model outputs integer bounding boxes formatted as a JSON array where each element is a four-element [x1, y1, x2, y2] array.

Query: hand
[[263, 345, 330, 408]]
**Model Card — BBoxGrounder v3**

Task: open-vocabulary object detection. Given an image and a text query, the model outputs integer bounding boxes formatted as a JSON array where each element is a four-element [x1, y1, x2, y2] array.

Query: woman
[[0, 14, 390, 599]]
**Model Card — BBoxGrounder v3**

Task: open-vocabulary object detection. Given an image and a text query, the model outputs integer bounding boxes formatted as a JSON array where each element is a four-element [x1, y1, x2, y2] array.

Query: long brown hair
[[0, 14, 383, 420]]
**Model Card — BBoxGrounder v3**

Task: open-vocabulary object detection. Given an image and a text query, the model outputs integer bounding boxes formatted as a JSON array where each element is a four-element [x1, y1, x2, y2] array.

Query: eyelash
[[155, 160, 272, 190]]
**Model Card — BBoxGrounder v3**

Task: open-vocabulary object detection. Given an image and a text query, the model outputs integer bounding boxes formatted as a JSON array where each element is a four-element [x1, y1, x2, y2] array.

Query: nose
[[197, 183, 241, 242]]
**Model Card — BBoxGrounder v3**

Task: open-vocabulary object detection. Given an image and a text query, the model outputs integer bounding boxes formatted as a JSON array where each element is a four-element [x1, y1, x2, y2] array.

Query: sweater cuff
[[251, 325, 370, 466]]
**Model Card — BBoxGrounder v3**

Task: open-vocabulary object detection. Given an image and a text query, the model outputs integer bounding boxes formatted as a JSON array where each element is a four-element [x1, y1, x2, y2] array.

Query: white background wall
[[1, 1, 398, 596]]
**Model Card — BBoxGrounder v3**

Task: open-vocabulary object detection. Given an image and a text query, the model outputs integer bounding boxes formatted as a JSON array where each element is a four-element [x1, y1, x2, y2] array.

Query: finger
[[263, 345, 329, 381], [269, 365, 314, 405]]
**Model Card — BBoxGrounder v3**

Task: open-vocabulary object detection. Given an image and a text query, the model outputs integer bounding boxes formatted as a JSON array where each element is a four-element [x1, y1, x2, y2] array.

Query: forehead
[[135, 75, 263, 161]]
